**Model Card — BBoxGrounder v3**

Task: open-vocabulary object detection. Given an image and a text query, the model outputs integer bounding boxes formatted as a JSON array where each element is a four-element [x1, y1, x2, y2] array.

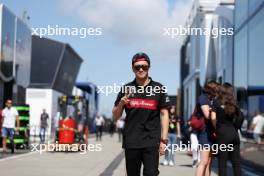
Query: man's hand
[[119, 93, 131, 107], [159, 142, 166, 155], [112, 92, 131, 121]]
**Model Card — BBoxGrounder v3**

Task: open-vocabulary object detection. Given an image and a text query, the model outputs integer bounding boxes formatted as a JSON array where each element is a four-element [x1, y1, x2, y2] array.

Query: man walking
[[39, 109, 49, 144], [116, 118, 125, 142], [112, 52, 170, 176], [1, 99, 20, 154], [163, 106, 181, 167], [94, 114, 105, 141], [250, 111, 264, 144]]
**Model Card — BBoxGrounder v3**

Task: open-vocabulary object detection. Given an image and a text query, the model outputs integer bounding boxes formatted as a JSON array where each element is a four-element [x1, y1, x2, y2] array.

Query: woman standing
[[214, 83, 244, 176], [196, 81, 218, 176], [163, 106, 181, 166]]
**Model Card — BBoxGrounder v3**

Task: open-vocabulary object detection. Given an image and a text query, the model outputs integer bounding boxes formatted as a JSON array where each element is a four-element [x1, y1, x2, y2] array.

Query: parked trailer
[[55, 82, 99, 148]]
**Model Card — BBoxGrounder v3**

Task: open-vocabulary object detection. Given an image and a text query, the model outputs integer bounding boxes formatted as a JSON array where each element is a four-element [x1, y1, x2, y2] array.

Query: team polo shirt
[[114, 78, 170, 149]]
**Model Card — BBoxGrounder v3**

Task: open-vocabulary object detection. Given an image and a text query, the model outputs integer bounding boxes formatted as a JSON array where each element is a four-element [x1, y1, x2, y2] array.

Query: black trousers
[[125, 147, 159, 176], [217, 128, 241, 176], [96, 126, 103, 140], [218, 144, 241, 176]]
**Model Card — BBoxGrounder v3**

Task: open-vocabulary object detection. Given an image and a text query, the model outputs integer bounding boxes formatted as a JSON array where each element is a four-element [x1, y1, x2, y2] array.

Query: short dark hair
[[132, 52, 150, 66]]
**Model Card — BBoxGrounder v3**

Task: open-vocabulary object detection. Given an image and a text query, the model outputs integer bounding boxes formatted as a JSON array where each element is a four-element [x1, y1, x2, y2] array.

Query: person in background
[[250, 111, 264, 144], [188, 119, 200, 168], [39, 109, 49, 144], [214, 83, 244, 176], [163, 106, 181, 166], [76, 110, 85, 143], [1, 99, 20, 154], [109, 119, 116, 137], [94, 114, 105, 141], [116, 118, 125, 142], [196, 81, 218, 176]]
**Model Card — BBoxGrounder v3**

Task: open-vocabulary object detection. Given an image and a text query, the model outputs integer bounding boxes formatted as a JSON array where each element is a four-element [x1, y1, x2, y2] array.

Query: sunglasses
[[133, 65, 149, 71]]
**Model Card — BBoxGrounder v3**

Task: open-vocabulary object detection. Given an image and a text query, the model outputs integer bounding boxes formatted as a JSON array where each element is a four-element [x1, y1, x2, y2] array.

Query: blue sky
[[0, 0, 192, 116]]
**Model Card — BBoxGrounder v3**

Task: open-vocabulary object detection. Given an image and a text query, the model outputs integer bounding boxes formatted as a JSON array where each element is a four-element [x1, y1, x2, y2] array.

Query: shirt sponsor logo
[[126, 99, 158, 110]]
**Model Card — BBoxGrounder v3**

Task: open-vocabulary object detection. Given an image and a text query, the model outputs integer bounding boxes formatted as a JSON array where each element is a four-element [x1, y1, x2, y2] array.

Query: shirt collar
[[132, 77, 152, 87]]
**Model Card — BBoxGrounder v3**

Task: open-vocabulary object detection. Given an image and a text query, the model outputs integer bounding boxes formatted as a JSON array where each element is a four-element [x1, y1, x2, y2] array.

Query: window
[[1, 6, 15, 78], [234, 27, 248, 88], [235, 0, 248, 30], [248, 7, 264, 86], [248, 95, 264, 120], [249, 0, 264, 15]]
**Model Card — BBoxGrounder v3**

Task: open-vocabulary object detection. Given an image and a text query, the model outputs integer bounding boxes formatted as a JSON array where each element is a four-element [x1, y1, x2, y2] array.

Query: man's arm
[[159, 108, 169, 155], [112, 102, 125, 122], [160, 108, 169, 140], [16, 115, 20, 129], [112, 93, 130, 121]]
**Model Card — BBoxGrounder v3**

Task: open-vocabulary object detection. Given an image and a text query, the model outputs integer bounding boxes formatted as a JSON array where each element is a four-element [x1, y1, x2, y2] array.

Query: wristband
[[160, 139, 168, 145]]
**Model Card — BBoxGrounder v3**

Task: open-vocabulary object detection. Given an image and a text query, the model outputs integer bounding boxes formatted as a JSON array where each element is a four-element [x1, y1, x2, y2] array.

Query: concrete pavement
[[113, 150, 217, 176], [0, 134, 214, 176], [0, 134, 261, 176]]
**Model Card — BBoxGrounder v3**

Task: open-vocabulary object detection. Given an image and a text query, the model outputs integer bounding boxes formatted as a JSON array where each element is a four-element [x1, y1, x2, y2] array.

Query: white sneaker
[[192, 160, 198, 168], [163, 160, 168, 166], [169, 161, 174, 166]]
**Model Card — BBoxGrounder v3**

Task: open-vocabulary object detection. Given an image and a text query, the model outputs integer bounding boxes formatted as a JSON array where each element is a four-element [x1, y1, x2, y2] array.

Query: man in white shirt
[[250, 111, 264, 144], [94, 115, 105, 141], [116, 118, 125, 142], [1, 99, 20, 153]]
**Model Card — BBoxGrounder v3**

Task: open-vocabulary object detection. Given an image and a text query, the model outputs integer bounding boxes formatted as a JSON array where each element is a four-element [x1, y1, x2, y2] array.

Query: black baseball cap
[[132, 52, 150, 66]]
